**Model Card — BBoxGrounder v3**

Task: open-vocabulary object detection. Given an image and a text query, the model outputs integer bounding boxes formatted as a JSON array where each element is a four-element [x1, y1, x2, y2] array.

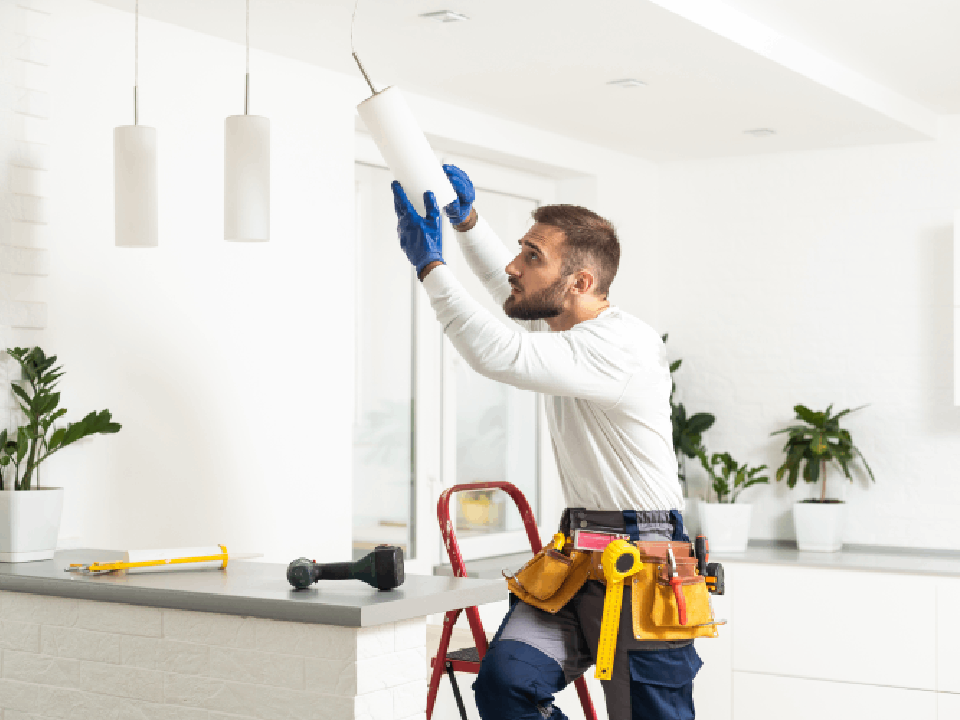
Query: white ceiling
[[90, 0, 958, 161]]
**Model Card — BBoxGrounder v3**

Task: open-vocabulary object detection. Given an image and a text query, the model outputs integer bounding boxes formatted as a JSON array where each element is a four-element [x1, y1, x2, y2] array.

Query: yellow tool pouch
[[506, 548, 592, 613], [631, 561, 720, 641]]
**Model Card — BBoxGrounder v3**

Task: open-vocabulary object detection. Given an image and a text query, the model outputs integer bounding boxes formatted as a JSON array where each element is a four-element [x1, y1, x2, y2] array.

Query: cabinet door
[[938, 581, 960, 693], [693, 571, 733, 720], [733, 564, 936, 690], [939, 692, 960, 720], [734, 672, 937, 720]]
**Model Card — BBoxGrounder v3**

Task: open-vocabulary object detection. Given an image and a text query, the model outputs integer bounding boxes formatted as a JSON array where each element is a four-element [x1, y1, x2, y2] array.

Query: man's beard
[[503, 275, 568, 321]]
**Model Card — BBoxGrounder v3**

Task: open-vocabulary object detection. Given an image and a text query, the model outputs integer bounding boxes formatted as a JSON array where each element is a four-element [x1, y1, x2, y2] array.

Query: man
[[391, 165, 702, 720]]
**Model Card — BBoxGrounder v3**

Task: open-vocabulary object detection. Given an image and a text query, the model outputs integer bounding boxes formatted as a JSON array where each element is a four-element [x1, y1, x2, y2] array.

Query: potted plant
[[662, 334, 715, 495], [0, 347, 121, 562], [696, 450, 769, 553], [771, 404, 875, 552]]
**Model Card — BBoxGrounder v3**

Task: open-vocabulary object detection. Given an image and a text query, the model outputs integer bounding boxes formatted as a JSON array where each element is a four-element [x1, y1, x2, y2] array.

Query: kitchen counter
[[0, 548, 505, 626], [0, 549, 507, 719]]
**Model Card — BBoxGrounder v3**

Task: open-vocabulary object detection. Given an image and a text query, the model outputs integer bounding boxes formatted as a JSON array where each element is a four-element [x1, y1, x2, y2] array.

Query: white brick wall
[[0, 0, 50, 441], [0, 591, 428, 720], [660, 124, 960, 548]]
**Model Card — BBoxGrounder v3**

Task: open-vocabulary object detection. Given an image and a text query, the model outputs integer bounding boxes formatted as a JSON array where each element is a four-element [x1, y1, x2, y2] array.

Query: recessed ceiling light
[[744, 128, 776, 137], [607, 79, 646, 89], [419, 10, 469, 22]]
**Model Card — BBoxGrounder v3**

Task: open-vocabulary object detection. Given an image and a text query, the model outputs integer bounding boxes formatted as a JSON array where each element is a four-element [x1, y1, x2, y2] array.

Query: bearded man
[[391, 165, 702, 720]]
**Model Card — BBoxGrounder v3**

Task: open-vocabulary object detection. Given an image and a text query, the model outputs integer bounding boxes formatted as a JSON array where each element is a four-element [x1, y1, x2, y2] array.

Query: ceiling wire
[[245, 0, 250, 114], [351, 0, 377, 95], [134, 0, 139, 124]]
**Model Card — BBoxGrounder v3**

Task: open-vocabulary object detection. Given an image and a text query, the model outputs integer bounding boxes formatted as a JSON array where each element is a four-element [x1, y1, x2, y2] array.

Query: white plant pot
[[0, 488, 64, 562], [793, 501, 846, 552], [698, 500, 752, 553]]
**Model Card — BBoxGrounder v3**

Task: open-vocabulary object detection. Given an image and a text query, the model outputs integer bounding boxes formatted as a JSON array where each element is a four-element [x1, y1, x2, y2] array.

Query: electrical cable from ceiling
[[351, 0, 377, 95]]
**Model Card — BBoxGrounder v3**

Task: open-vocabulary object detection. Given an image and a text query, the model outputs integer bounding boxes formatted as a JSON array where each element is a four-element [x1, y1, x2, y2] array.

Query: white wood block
[[77, 600, 161, 638], [355, 689, 393, 720], [394, 619, 426, 651], [1, 650, 81, 689], [733, 564, 937, 690], [78, 661, 163, 702], [0, 679, 40, 713], [121, 636, 210, 675], [161, 610, 249, 647], [207, 646, 304, 690], [733, 672, 936, 720], [357, 625, 394, 660], [938, 580, 960, 692], [40, 626, 120, 664], [0, 622, 40, 653], [304, 656, 357, 696], [393, 680, 427, 719], [162, 674, 251, 715], [0, 592, 78, 626], [940, 692, 960, 720]]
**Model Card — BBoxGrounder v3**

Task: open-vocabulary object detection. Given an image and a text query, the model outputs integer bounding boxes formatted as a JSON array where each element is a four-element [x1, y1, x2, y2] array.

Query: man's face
[[503, 223, 571, 321]]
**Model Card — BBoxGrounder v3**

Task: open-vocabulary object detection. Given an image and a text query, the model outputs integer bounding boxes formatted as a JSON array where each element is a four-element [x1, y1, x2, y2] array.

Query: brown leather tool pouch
[[506, 548, 592, 613], [631, 561, 722, 641]]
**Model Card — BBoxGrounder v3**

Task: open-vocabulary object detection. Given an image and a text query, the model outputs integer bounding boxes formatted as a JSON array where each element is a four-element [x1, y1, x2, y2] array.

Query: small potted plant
[[696, 450, 769, 553], [771, 404, 874, 552], [0, 347, 121, 562]]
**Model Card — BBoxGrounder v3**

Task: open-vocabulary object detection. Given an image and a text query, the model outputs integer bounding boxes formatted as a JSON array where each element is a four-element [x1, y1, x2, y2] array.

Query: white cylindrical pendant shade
[[357, 87, 457, 217], [114, 125, 158, 248], [224, 114, 270, 242]]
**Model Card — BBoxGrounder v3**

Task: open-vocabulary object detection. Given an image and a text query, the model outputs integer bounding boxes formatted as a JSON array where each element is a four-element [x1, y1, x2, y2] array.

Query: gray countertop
[[0, 550, 507, 627], [434, 542, 960, 580]]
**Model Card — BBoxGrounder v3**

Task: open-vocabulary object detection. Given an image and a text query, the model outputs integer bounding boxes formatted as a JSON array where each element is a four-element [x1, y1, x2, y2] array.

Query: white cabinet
[[733, 563, 937, 690], [938, 580, 960, 693], [939, 692, 960, 719], [734, 672, 937, 720], [693, 569, 734, 720]]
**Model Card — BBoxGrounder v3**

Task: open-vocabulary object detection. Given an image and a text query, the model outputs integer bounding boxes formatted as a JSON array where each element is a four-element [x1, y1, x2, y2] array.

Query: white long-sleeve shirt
[[421, 216, 682, 512]]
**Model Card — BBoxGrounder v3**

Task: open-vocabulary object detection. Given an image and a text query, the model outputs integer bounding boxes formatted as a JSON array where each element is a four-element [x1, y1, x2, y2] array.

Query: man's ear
[[571, 269, 597, 296]]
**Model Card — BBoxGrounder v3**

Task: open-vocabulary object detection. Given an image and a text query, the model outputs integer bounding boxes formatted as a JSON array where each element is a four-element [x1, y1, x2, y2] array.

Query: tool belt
[[504, 510, 723, 642]]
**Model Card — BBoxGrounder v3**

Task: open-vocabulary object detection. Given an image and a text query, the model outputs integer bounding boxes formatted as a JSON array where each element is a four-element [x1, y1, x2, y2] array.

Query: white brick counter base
[[0, 591, 427, 720]]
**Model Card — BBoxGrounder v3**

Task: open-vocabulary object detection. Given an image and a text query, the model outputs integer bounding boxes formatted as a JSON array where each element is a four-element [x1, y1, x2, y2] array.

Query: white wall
[[660, 120, 960, 549], [41, 0, 660, 561]]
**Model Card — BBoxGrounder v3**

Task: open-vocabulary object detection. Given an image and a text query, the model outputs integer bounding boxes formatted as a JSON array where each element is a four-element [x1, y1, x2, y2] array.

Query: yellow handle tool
[[595, 539, 643, 681], [67, 545, 232, 574]]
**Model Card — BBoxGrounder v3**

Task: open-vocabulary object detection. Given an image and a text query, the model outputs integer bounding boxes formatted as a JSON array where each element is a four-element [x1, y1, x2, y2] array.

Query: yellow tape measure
[[595, 539, 642, 681]]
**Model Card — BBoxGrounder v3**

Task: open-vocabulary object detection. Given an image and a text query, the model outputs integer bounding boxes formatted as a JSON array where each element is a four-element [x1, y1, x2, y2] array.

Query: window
[[353, 138, 562, 569]]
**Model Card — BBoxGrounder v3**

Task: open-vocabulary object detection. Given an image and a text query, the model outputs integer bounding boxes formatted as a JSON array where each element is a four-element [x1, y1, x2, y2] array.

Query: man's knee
[[474, 640, 568, 720]]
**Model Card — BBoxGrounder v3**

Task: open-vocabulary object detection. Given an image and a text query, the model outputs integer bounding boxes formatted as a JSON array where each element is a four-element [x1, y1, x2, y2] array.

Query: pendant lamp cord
[[244, 0, 250, 115], [134, 0, 139, 125], [351, 0, 376, 95]]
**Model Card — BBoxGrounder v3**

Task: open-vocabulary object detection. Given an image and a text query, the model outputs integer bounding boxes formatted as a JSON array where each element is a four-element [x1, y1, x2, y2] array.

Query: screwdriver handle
[[695, 535, 709, 577]]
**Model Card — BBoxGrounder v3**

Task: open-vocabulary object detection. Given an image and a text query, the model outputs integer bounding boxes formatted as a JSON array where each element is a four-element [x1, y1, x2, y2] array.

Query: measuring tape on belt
[[595, 539, 643, 681]]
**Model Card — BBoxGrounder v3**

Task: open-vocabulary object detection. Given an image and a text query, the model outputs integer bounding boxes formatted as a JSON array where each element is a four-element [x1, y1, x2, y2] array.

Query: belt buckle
[[572, 528, 630, 551]]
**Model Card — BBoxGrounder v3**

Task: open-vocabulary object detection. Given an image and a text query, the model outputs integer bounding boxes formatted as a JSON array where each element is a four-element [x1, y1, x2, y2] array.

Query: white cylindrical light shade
[[225, 114, 270, 242], [114, 125, 158, 248], [357, 87, 457, 217]]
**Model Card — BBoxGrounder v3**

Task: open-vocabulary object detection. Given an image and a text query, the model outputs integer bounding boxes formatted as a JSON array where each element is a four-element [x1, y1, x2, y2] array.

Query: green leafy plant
[[662, 334, 715, 492], [771, 404, 875, 503], [696, 449, 769, 503], [0, 347, 121, 491]]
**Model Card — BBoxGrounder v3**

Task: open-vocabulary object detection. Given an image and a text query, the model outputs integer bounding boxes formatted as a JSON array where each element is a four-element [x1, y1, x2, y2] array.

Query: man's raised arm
[[442, 165, 514, 308]]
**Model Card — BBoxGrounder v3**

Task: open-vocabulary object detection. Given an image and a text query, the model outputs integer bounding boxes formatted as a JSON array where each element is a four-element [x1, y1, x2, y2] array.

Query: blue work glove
[[442, 164, 475, 226], [391, 181, 444, 275]]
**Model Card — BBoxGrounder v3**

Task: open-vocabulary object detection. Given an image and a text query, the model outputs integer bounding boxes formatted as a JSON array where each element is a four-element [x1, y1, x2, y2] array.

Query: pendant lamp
[[351, 1, 455, 217], [115, 0, 158, 248], [224, 0, 270, 242]]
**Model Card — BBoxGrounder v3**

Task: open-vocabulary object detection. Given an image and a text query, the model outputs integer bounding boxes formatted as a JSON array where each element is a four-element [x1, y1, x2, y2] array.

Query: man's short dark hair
[[532, 204, 621, 298]]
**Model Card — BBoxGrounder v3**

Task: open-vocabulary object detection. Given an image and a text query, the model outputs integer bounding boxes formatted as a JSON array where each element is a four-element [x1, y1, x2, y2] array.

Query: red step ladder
[[426, 481, 599, 720]]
